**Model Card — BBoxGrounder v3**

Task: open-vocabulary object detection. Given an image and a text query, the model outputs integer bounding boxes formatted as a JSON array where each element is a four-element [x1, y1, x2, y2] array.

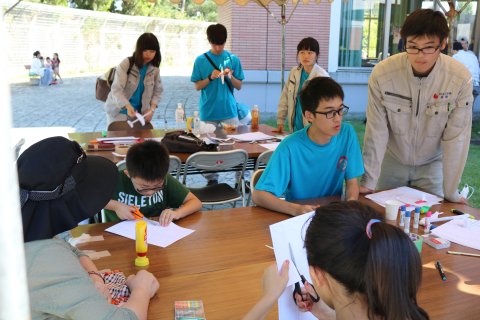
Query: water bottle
[[175, 103, 185, 130], [193, 111, 201, 136], [251, 104, 259, 130]]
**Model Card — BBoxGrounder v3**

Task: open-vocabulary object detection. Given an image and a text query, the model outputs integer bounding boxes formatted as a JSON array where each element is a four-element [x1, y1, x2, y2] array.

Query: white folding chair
[[246, 150, 273, 206], [249, 169, 265, 206], [182, 149, 248, 207]]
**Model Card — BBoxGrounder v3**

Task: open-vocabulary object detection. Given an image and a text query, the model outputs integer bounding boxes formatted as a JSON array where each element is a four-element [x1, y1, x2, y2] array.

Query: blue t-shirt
[[293, 69, 309, 131], [255, 123, 364, 201], [128, 64, 149, 112], [191, 50, 245, 121]]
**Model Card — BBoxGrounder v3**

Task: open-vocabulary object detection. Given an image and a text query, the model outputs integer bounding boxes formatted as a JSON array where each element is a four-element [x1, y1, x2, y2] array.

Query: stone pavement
[[9, 75, 250, 209]]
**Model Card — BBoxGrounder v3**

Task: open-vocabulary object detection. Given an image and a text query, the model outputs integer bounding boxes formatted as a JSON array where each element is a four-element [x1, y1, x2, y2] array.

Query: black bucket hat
[[17, 136, 118, 242]]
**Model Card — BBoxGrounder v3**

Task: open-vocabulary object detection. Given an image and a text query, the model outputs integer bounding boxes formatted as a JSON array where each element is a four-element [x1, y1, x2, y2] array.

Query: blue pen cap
[[405, 211, 411, 217], [401, 205, 406, 211], [415, 207, 420, 213]]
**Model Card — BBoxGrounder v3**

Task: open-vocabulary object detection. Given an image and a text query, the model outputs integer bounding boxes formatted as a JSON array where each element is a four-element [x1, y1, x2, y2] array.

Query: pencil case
[[422, 234, 451, 249], [87, 142, 115, 151]]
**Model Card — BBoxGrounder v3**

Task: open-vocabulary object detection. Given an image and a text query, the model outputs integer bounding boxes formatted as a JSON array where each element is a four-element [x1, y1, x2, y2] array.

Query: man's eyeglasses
[[314, 105, 349, 119], [405, 45, 441, 55]]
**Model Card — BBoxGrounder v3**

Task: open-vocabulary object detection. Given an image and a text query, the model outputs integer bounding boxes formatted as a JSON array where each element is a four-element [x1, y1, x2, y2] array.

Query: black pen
[[451, 209, 465, 215], [435, 261, 447, 281]]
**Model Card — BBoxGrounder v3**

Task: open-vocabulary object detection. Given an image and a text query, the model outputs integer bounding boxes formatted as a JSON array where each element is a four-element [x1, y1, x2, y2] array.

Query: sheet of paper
[[365, 186, 442, 210], [432, 219, 480, 250], [270, 211, 317, 320], [259, 142, 280, 151], [97, 136, 138, 142], [226, 132, 275, 142], [105, 220, 195, 248]]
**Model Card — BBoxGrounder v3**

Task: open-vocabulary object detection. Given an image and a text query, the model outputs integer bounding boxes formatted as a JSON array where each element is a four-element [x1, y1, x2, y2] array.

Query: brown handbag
[[95, 57, 133, 102]]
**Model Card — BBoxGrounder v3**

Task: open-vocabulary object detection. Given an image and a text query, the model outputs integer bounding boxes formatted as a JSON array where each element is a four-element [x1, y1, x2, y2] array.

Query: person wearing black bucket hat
[[18, 136, 159, 319]]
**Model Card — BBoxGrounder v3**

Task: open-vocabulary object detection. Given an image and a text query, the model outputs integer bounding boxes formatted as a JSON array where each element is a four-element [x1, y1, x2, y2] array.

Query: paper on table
[[259, 142, 280, 151], [365, 186, 442, 210], [226, 132, 275, 142], [270, 211, 317, 320], [97, 136, 138, 142], [105, 220, 195, 248], [432, 219, 480, 250]]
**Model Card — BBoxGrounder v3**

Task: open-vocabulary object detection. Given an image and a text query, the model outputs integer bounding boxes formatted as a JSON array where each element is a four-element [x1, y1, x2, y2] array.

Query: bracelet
[[208, 74, 213, 81], [88, 271, 105, 283]]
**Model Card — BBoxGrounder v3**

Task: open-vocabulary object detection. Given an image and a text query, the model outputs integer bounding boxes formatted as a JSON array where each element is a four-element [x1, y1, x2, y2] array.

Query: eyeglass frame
[[313, 105, 349, 119], [404, 45, 441, 55], [132, 177, 167, 194]]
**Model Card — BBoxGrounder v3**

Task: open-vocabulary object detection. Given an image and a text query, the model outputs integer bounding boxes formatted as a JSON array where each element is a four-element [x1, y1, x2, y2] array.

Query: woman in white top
[[30, 51, 53, 86], [276, 37, 329, 133]]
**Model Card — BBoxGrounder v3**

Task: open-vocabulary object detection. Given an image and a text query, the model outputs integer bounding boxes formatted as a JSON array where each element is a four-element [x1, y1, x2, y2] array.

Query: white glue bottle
[[399, 205, 406, 227]]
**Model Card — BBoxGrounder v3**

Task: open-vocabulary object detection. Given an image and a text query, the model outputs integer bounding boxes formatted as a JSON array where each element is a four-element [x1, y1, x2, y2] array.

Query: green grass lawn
[[262, 116, 479, 208]]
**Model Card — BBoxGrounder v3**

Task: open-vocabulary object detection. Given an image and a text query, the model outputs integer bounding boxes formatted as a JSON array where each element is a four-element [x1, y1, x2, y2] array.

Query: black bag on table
[[161, 131, 218, 153]]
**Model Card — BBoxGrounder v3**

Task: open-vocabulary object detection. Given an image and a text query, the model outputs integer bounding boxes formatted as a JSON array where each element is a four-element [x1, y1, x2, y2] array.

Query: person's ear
[[440, 38, 447, 51], [309, 266, 327, 288], [304, 110, 315, 123]]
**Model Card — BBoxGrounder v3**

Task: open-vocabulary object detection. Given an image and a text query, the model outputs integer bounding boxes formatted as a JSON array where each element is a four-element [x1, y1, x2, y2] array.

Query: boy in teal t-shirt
[[104, 141, 202, 226], [253, 77, 364, 216]]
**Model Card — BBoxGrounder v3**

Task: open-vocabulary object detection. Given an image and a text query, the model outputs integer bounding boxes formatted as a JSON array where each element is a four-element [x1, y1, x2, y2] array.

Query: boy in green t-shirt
[[104, 140, 202, 226]]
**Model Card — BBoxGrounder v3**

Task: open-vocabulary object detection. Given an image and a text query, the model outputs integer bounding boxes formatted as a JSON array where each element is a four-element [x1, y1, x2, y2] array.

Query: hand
[[211, 70, 222, 80], [224, 67, 233, 79], [126, 270, 159, 299], [294, 285, 314, 312], [295, 204, 319, 216], [457, 197, 469, 205], [144, 109, 154, 123], [90, 273, 112, 303], [262, 260, 289, 300], [272, 123, 284, 134], [114, 202, 138, 220], [126, 105, 136, 118], [359, 186, 373, 194], [159, 208, 178, 227]]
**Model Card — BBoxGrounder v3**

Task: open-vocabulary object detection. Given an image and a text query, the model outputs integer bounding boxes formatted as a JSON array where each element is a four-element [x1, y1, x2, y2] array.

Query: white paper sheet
[[105, 220, 195, 248], [226, 132, 275, 142], [269, 211, 317, 320], [259, 142, 280, 151], [97, 136, 138, 142], [365, 186, 442, 211], [431, 219, 480, 250]]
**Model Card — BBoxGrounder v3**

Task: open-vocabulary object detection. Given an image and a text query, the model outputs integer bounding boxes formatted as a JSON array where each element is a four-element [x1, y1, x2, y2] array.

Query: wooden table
[[69, 124, 279, 163], [72, 199, 480, 319]]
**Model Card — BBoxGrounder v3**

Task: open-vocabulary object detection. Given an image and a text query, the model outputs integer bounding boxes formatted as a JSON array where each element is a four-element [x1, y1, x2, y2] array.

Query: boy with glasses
[[253, 77, 364, 216], [104, 140, 201, 226], [361, 9, 473, 204]]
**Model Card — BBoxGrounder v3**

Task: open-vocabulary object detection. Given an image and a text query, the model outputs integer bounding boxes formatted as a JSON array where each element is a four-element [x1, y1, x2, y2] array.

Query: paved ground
[[9, 75, 249, 209]]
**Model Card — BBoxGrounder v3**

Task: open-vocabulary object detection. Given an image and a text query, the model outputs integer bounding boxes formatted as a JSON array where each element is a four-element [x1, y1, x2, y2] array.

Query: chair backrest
[[250, 169, 264, 194], [107, 121, 154, 131], [117, 156, 182, 179], [168, 155, 182, 179], [182, 149, 248, 185], [254, 150, 273, 171]]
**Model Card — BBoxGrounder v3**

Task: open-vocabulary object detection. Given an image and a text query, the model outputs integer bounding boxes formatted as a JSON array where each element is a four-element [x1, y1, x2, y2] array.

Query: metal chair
[[117, 155, 182, 179], [249, 169, 265, 206], [246, 150, 273, 206], [182, 149, 248, 207], [107, 121, 153, 131]]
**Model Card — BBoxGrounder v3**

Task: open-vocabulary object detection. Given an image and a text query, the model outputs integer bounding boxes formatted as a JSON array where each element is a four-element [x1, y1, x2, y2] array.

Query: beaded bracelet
[[87, 271, 105, 283]]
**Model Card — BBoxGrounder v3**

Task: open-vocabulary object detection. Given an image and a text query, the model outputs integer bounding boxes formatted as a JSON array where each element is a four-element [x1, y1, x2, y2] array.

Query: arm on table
[[252, 190, 317, 216], [159, 192, 202, 226], [345, 178, 360, 201], [122, 270, 160, 320]]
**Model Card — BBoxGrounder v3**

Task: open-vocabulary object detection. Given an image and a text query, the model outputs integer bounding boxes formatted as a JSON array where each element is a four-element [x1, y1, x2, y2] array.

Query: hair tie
[[366, 219, 381, 239]]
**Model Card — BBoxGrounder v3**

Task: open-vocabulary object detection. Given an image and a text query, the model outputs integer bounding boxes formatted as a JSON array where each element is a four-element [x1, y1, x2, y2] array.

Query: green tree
[[71, 0, 114, 11]]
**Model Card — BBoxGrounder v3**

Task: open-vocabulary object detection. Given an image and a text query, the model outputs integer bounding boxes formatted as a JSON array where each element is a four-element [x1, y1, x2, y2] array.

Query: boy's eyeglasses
[[405, 45, 441, 54], [134, 180, 166, 193], [314, 105, 349, 119]]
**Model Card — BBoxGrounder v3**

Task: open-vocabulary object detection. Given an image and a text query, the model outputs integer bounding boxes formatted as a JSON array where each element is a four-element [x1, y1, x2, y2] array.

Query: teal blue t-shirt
[[191, 50, 245, 121], [293, 69, 309, 131], [255, 123, 364, 201], [126, 64, 148, 113]]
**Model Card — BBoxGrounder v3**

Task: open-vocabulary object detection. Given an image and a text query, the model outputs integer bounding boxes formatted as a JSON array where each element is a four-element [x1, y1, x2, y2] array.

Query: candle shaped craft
[[135, 220, 149, 267]]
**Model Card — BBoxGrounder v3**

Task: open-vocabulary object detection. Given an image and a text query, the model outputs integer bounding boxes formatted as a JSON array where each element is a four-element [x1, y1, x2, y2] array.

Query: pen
[[447, 251, 480, 258], [435, 261, 447, 281], [451, 209, 465, 215]]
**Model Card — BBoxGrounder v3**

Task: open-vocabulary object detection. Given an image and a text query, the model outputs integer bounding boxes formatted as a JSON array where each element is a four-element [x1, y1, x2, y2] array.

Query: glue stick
[[135, 220, 149, 267], [404, 211, 411, 234], [399, 205, 406, 227], [424, 211, 432, 234], [413, 207, 421, 229]]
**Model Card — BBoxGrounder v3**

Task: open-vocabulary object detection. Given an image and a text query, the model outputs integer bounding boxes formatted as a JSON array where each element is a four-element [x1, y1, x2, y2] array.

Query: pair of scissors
[[132, 208, 160, 226], [288, 243, 320, 304]]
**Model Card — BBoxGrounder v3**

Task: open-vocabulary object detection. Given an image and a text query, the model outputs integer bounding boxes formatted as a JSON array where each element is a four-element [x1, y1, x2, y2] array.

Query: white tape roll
[[115, 145, 130, 155]]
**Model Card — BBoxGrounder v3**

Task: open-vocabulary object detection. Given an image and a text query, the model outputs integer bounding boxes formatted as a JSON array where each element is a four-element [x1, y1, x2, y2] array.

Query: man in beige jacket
[[361, 9, 472, 203]]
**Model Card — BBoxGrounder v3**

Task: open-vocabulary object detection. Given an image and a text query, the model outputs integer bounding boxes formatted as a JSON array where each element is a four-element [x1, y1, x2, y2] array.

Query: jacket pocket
[[383, 101, 412, 136], [425, 103, 450, 137]]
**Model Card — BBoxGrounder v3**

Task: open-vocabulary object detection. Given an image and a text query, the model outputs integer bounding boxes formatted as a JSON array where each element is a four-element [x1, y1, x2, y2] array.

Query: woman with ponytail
[[244, 201, 429, 320]]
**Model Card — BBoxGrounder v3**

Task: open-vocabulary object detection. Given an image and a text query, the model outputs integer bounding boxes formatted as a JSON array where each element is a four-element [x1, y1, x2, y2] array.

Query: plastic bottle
[[399, 205, 406, 227], [404, 211, 411, 234], [175, 103, 185, 130], [413, 206, 421, 229], [193, 111, 201, 136], [425, 211, 432, 234], [135, 221, 149, 267], [251, 105, 259, 130]]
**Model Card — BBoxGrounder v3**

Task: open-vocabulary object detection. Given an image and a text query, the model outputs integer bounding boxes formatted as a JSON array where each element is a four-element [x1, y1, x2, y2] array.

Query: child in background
[[104, 140, 202, 226], [244, 201, 429, 320], [52, 52, 62, 82]]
